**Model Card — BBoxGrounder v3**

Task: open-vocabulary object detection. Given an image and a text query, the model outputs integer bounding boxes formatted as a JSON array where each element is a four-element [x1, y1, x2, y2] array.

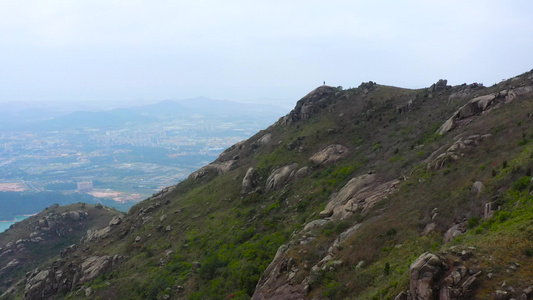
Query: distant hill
[[0, 203, 122, 295], [24, 109, 157, 131], [0, 192, 131, 220], [9, 97, 285, 131], [129, 97, 285, 118], [2, 70, 533, 299]]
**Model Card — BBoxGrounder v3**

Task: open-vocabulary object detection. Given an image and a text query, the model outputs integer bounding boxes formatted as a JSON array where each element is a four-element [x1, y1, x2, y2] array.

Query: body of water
[[0, 215, 31, 233]]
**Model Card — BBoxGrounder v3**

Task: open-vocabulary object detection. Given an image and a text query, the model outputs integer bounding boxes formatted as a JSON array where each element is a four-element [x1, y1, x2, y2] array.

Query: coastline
[[0, 214, 34, 233]]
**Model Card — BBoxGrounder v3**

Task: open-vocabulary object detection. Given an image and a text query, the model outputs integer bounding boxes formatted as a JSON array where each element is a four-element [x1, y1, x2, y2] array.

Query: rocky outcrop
[[443, 221, 467, 242], [408, 252, 444, 300], [309, 144, 349, 166], [319, 174, 374, 219], [1, 209, 92, 253], [249, 133, 274, 151], [251, 174, 399, 299], [359, 81, 377, 93], [505, 85, 533, 102], [24, 254, 123, 300], [471, 181, 483, 195], [252, 245, 306, 300], [397, 99, 414, 114], [428, 79, 448, 93], [0, 259, 20, 275], [0, 204, 122, 298], [422, 223, 437, 236], [83, 226, 112, 243], [294, 166, 311, 180], [253, 214, 366, 299], [319, 174, 400, 221], [428, 134, 491, 170], [80, 256, 112, 282], [437, 85, 533, 134], [436, 93, 497, 134], [241, 167, 259, 195], [108, 215, 123, 227], [448, 83, 484, 101], [257, 133, 272, 146], [400, 248, 483, 300], [150, 186, 175, 201], [190, 160, 237, 179], [265, 163, 299, 192], [280, 86, 336, 124]]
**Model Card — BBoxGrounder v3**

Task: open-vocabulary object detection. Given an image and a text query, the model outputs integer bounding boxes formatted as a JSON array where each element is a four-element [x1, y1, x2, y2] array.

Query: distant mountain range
[[0, 97, 285, 131]]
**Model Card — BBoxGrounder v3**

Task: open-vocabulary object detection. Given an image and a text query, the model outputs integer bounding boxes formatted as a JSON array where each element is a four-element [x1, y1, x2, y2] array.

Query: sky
[[1, 0, 533, 107]]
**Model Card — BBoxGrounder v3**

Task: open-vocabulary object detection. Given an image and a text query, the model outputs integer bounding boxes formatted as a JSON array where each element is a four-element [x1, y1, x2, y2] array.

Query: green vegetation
[[4, 71, 533, 299]]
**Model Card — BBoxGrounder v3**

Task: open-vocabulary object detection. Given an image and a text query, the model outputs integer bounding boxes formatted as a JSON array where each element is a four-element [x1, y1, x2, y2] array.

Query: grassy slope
[[76, 83, 462, 299], [15, 71, 532, 299]]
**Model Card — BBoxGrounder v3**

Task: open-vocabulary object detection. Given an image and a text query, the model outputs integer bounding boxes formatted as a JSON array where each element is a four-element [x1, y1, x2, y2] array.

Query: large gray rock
[[294, 166, 311, 180], [280, 86, 336, 124], [505, 85, 533, 102], [471, 181, 483, 195], [449, 86, 474, 101], [251, 245, 306, 300], [303, 219, 330, 231], [109, 216, 123, 227], [421, 223, 437, 236], [24, 270, 51, 300], [428, 134, 491, 170], [190, 160, 237, 179], [408, 252, 443, 300], [319, 174, 400, 220], [241, 167, 259, 195], [265, 164, 298, 192], [319, 174, 374, 219], [436, 94, 497, 134], [309, 144, 349, 166], [80, 256, 112, 283], [443, 222, 467, 242], [0, 259, 20, 275], [428, 79, 448, 93], [257, 133, 272, 146], [84, 226, 112, 243], [438, 85, 533, 135]]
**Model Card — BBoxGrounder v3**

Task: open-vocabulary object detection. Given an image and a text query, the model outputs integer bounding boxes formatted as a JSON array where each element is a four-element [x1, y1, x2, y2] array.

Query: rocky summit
[[2, 70, 533, 299]]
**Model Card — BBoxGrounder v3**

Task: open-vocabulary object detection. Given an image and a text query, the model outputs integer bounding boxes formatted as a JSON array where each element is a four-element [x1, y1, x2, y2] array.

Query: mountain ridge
[[2, 70, 533, 299]]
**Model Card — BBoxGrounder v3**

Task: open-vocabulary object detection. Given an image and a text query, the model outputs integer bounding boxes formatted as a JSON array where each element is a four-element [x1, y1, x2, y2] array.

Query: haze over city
[[1, 0, 533, 107]]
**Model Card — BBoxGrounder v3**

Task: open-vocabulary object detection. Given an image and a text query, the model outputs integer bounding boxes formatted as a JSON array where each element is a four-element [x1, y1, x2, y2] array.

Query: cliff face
[[3, 70, 533, 300]]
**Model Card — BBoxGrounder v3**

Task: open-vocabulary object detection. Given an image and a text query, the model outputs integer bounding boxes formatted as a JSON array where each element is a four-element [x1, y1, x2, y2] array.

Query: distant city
[[0, 98, 285, 217]]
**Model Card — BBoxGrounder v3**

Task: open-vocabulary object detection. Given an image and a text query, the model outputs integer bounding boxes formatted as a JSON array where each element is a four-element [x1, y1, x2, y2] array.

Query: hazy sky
[[1, 1, 533, 106]]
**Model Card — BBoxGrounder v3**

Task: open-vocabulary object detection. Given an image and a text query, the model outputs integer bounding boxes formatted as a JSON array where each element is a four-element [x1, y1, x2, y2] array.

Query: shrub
[[334, 220, 351, 234], [511, 176, 530, 191], [386, 228, 397, 237], [199, 255, 228, 280], [324, 280, 343, 299], [383, 262, 391, 276], [467, 217, 480, 229], [496, 211, 511, 223]]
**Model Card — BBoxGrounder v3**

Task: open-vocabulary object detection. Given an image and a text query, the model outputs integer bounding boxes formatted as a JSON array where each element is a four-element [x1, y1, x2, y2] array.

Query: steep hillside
[[2, 70, 533, 300], [0, 203, 123, 297]]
